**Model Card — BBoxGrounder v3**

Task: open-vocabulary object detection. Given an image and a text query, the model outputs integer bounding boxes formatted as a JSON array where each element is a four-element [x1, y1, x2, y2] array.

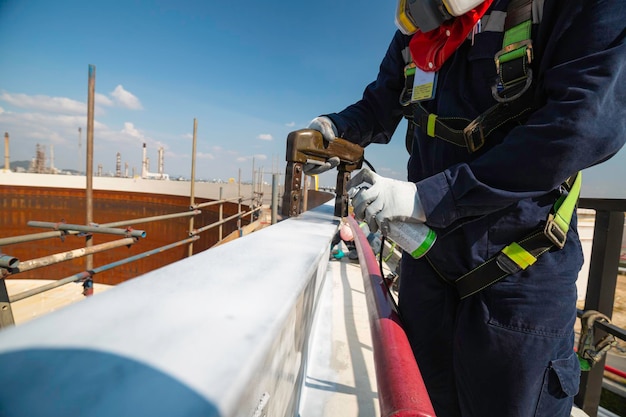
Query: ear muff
[[395, 0, 485, 33], [395, 0, 420, 35]]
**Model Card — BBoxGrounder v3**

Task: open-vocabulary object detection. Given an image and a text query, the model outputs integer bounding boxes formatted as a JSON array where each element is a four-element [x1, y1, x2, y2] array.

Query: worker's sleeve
[[323, 30, 409, 147], [419, 1, 626, 229]]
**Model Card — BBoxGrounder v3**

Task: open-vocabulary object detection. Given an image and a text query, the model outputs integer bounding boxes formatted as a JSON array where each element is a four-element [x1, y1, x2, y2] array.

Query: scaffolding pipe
[[0, 279, 14, 328], [9, 271, 94, 303], [0, 230, 79, 246], [272, 173, 278, 225], [238, 169, 242, 231], [9, 236, 199, 303], [191, 206, 262, 236], [13, 237, 137, 274], [0, 211, 198, 247], [4, 132, 9, 172], [27, 221, 146, 238], [192, 212, 241, 236], [219, 187, 223, 241], [240, 206, 262, 219], [191, 196, 246, 210], [189, 118, 197, 257], [0, 255, 19, 269], [100, 210, 201, 228], [86, 64, 96, 270]]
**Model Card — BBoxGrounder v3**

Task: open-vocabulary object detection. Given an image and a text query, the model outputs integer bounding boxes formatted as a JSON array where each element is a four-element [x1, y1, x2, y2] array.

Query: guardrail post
[[86, 64, 96, 271], [0, 279, 15, 328], [575, 209, 625, 416], [271, 173, 278, 225], [219, 187, 224, 241], [188, 118, 198, 258]]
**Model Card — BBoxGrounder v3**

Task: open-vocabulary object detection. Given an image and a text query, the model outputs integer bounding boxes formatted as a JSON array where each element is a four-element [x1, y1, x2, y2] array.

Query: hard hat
[[395, 0, 485, 34]]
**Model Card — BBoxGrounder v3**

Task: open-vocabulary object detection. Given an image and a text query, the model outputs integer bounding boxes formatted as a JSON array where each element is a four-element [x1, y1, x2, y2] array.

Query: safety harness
[[401, 0, 582, 299], [402, 0, 537, 154], [456, 172, 581, 299]]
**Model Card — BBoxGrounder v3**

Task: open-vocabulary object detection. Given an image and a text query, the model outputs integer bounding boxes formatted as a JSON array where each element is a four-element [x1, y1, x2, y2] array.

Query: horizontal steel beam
[[0, 201, 340, 417]]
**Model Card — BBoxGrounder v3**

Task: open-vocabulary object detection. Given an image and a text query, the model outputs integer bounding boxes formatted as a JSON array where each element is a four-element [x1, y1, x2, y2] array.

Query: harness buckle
[[544, 213, 567, 249], [495, 252, 522, 275], [494, 39, 533, 74], [492, 69, 534, 103], [463, 117, 485, 153]]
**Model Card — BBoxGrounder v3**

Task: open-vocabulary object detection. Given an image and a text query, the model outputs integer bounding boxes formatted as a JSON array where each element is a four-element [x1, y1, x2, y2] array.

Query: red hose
[[605, 364, 626, 380], [347, 216, 436, 417]]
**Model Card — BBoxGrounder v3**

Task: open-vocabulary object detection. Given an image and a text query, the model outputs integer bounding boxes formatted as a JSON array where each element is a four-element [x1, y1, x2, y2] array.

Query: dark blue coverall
[[323, 1, 626, 416]]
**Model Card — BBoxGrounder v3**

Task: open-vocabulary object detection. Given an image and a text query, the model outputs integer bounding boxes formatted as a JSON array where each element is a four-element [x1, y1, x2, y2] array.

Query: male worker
[[306, 1, 626, 416]]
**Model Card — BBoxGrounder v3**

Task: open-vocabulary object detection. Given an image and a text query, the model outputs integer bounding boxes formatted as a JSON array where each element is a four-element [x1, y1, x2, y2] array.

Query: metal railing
[[575, 198, 626, 417], [0, 192, 264, 328]]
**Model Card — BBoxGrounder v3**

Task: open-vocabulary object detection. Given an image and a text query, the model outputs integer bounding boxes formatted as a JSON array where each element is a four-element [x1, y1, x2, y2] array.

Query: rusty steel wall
[[0, 186, 249, 285]]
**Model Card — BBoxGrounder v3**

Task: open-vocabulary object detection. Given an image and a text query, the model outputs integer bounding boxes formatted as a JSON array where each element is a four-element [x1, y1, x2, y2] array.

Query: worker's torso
[[400, 0, 583, 279]]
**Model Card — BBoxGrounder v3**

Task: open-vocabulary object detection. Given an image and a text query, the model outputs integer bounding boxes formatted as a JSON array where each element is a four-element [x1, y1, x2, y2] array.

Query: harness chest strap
[[455, 172, 582, 300], [402, 0, 535, 154]]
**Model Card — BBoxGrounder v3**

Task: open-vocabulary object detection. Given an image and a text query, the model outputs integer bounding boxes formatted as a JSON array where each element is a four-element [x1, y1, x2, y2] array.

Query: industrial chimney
[[158, 147, 164, 179], [142, 143, 147, 179], [116, 152, 121, 177]]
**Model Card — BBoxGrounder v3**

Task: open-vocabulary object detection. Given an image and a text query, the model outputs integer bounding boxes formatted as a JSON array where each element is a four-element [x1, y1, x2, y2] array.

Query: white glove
[[307, 116, 337, 142], [347, 168, 426, 234], [303, 116, 339, 175]]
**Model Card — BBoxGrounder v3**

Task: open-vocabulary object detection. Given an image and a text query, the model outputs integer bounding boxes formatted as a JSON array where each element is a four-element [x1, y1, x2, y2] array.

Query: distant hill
[[8, 160, 80, 175], [9, 161, 30, 171]]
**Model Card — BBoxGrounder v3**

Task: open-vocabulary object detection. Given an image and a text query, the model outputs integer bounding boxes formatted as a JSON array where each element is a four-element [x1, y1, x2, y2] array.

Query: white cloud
[[111, 85, 143, 110], [285, 121, 296, 127], [258, 133, 273, 141], [121, 122, 145, 141], [0, 92, 84, 114], [2, 111, 98, 131], [236, 154, 267, 163], [96, 93, 114, 107], [197, 152, 215, 160], [0, 107, 4, 114]]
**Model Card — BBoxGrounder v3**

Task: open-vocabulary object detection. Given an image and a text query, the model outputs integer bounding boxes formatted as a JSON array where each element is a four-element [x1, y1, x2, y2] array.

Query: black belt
[[405, 94, 534, 154], [454, 229, 554, 299], [454, 169, 581, 300]]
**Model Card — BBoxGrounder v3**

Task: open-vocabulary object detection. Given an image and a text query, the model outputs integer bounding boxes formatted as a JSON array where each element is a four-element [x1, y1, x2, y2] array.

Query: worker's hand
[[307, 116, 337, 143], [347, 168, 425, 234], [303, 116, 340, 175]]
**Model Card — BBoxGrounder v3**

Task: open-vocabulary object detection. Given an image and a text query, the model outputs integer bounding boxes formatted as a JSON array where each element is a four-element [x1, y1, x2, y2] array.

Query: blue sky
[[0, 0, 624, 196]]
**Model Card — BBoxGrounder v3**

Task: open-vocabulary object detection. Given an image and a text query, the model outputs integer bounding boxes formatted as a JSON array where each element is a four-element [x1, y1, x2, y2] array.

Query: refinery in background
[[3, 132, 169, 180]]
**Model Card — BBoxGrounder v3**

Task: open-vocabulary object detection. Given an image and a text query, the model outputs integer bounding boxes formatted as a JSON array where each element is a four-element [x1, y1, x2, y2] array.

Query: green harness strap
[[493, 0, 534, 102], [455, 172, 582, 299], [402, 0, 535, 154]]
